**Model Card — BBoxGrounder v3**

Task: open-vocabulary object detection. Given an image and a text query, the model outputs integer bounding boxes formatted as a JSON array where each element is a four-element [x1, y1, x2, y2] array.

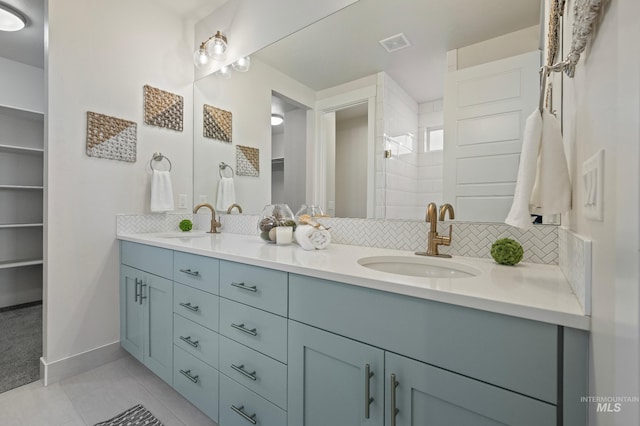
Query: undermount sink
[[357, 256, 480, 279], [157, 231, 208, 239]]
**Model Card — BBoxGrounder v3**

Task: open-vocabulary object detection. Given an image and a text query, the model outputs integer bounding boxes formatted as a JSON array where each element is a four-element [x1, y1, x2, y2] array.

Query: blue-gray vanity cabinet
[[288, 320, 385, 426], [119, 264, 173, 385], [384, 352, 556, 426]]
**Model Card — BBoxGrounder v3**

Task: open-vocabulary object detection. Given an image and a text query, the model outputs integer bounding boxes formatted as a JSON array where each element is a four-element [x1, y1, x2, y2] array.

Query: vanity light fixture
[[193, 30, 228, 68], [0, 3, 26, 32], [232, 56, 251, 72], [271, 114, 284, 126], [213, 65, 232, 79]]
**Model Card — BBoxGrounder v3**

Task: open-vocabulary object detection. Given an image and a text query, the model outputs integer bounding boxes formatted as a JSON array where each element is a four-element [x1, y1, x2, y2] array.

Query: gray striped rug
[[94, 404, 163, 426]]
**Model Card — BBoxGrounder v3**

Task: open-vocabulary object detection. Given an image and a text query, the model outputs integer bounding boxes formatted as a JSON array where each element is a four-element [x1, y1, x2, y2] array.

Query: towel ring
[[150, 152, 172, 172], [219, 162, 234, 178]]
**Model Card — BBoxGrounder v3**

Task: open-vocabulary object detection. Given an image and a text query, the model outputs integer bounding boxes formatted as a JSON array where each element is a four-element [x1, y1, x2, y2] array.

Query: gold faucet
[[416, 202, 454, 258], [226, 203, 243, 214], [193, 203, 221, 233]]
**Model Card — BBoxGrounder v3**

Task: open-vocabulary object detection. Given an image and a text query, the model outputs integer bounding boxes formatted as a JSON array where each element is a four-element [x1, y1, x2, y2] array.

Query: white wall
[[194, 57, 316, 215], [283, 108, 307, 212], [456, 25, 540, 70], [336, 114, 367, 218], [45, 0, 194, 365], [556, 0, 640, 424], [0, 57, 44, 113], [417, 99, 444, 207]]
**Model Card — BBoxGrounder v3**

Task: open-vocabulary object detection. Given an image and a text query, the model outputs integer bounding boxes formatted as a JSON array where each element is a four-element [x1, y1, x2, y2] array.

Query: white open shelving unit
[[0, 104, 44, 308]]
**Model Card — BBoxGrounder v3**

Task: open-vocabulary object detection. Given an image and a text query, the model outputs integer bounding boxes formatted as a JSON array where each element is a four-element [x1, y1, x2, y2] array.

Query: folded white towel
[[505, 109, 570, 229], [216, 177, 236, 211], [150, 170, 174, 212]]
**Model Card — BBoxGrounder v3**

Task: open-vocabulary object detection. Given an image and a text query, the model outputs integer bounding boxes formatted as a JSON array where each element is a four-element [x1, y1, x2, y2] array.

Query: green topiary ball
[[491, 238, 524, 265], [179, 219, 193, 232]]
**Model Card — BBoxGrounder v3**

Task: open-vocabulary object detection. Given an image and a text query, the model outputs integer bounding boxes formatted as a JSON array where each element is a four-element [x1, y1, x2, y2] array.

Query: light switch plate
[[178, 194, 187, 209], [583, 149, 604, 221]]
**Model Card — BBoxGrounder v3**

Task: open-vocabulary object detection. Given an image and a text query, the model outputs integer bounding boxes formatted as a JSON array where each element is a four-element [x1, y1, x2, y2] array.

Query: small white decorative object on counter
[[294, 224, 331, 250], [308, 228, 331, 249]]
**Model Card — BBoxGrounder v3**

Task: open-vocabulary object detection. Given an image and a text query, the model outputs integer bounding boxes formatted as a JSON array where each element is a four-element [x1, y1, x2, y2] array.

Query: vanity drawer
[[220, 260, 288, 316], [219, 335, 287, 410], [219, 373, 287, 426], [173, 346, 219, 422], [220, 298, 288, 363], [121, 241, 172, 279], [173, 314, 219, 368], [173, 282, 219, 331], [289, 274, 558, 404], [173, 252, 219, 294]]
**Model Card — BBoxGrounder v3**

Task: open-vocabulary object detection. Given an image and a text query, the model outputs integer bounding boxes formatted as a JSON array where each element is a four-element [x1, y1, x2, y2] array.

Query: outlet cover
[[583, 149, 604, 221]]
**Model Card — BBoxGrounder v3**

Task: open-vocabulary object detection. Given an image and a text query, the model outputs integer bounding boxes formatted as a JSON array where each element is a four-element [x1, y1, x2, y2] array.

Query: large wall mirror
[[194, 0, 547, 223]]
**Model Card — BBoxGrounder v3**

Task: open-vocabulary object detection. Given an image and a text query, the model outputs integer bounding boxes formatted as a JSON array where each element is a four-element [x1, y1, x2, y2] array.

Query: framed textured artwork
[[143, 85, 183, 131], [236, 145, 259, 177], [203, 104, 232, 142], [86, 111, 137, 162]]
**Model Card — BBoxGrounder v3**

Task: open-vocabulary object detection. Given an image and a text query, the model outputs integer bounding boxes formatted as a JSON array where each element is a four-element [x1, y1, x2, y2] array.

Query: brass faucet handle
[[442, 224, 453, 246], [209, 219, 222, 234]]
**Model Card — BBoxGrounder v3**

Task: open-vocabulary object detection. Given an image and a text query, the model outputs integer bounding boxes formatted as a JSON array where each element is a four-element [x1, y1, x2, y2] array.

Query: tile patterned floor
[[0, 354, 217, 426]]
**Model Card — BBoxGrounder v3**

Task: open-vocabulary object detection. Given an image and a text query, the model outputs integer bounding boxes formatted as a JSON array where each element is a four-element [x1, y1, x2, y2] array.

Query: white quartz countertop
[[117, 232, 590, 330]]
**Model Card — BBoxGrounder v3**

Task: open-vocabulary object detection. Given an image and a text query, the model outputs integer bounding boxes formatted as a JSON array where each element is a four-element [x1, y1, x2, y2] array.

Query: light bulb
[[193, 48, 210, 68], [207, 31, 227, 59], [213, 65, 232, 79], [232, 56, 251, 72]]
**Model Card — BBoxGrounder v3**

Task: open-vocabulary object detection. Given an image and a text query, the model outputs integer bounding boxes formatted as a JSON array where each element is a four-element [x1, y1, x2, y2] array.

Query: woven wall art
[[203, 104, 232, 142], [86, 111, 137, 162], [143, 85, 183, 131], [236, 145, 259, 177]]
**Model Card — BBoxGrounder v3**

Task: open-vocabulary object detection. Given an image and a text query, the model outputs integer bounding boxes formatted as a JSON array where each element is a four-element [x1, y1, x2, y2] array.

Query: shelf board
[[0, 259, 43, 270], [0, 185, 43, 190], [0, 104, 44, 120], [0, 223, 43, 229], [0, 144, 44, 155]]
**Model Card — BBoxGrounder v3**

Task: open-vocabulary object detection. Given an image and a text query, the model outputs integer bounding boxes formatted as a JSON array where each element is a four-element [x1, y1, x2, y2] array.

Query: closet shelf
[[0, 185, 43, 190], [0, 259, 43, 270], [0, 104, 44, 120], [0, 144, 44, 155], [0, 223, 43, 229]]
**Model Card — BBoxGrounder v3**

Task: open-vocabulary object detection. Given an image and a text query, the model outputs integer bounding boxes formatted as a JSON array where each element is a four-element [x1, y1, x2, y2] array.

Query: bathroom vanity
[[118, 233, 589, 426]]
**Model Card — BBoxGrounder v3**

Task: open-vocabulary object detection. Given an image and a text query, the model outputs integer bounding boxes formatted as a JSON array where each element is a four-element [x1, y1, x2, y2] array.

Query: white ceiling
[[256, 0, 541, 103]]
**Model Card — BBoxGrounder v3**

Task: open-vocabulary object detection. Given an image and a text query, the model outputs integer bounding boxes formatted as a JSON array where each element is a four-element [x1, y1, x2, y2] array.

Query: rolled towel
[[150, 170, 174, 212], [216, 177, 236, 211]]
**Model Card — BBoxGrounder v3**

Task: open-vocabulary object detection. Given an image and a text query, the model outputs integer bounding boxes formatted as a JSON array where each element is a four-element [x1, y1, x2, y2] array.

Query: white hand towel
[[530, 109, 571, 215], [150, 170, 174, 212], [216, 177, 236, 211], [505, 109, 571, 229]]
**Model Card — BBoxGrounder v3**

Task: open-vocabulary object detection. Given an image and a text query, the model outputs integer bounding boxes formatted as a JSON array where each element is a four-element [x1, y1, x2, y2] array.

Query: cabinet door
[[142, 273, 173, 385], [120, 265, 143, 362], [385, 352, 556, 426], [288, 320, 384, 426]]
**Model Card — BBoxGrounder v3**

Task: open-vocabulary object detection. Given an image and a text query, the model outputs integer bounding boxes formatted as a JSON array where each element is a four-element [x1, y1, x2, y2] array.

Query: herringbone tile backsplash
[[117, 214, 559, 265]]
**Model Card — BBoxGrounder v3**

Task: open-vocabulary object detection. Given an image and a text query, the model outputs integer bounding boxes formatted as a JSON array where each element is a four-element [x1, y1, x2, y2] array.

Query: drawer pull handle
[[231, 405, 257, 425], [134, 278, 142, 303], [390, 373, 399, 426], [231, 363, 257, 381], [179, 369, 199, 384], [231, 282, 257, 292], [179, 336, 200, 348], [139, 283, 147, 305], [179, 302, 200, 312], [231, 323, 258, 336], [179, 268, 200, 277], [364, 364, 374, 419]]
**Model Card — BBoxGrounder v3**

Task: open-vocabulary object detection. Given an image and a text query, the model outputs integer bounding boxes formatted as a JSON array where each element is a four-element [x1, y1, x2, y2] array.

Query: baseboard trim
[[40, 341, 125, 385]]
